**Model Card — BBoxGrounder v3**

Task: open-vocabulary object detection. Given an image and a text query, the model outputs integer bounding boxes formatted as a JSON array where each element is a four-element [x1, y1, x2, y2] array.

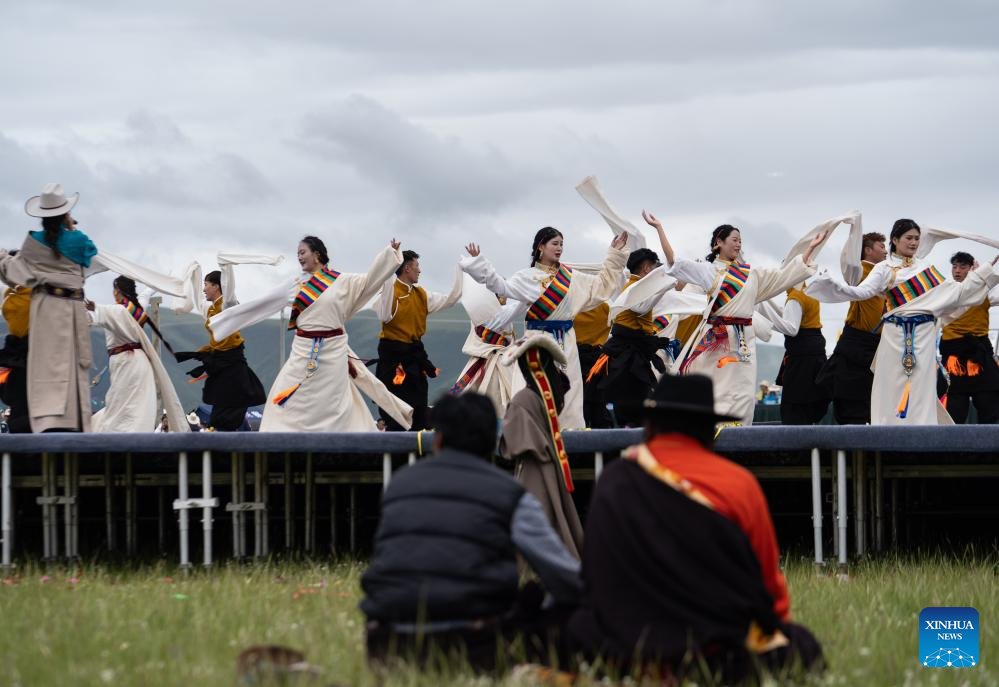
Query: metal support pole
[[104, 455, 115, 552], [305, 452, 314, 553], [382, 453, 392, 490], [874, 452, 884, 552], [830, 454, 838, 556], [837, 449, 847, 568], [40, 453, 51, 561], [329, 485, 337, 556], [407, 452, 415, 466], [810, 448, 823, 569], [349, 485, 357, 554], [594, 452, 604, 480], [230, 454, 241, 559], [855, 451, 866, 557], [125, 454, 136, 556], [49, 453, 58, 560], [283, 454, 293, 550], [178, 452, 190, 569], [202, 451, 213, 567], [253, 453, 264, 558], [260, 454, 269, 558], [70, 454, 79, 560], [157, 487, 166, 555], [63, 455, 72, 561], [2, 453, 12, 571], [890, 478, 898, 548]]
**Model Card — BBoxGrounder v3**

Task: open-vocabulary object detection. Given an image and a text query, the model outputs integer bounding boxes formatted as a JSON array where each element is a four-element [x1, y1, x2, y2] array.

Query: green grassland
[[0, 555, 996, 686]]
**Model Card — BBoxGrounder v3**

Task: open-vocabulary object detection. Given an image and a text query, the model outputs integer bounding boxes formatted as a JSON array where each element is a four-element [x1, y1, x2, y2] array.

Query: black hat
[[628, 373, 740, 423], [627, 248, 661, 274]]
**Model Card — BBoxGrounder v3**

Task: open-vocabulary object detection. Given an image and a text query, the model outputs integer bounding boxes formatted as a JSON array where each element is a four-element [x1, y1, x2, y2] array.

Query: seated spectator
[[360, 392, 581, 674], [567, 373, 824, 683]]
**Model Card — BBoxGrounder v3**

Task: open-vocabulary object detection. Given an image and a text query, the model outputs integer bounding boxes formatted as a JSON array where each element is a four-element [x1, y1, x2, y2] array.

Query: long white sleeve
[[665, 257, 719, 293], [459, 254, 539, 303], [374, 275, 397, 323], [427, 265, 464, 313], [806, 261, 893, 304], [208, 276, 300, 341], [758, 299, 803, 337]]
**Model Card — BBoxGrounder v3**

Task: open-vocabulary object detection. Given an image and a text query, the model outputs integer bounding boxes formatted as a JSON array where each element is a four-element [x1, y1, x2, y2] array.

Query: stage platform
[[1, 426, 997, 570]]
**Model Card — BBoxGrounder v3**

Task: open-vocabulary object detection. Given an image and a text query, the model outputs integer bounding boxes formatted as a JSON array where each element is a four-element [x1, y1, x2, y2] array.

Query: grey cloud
[[298, 95, 542, 217]]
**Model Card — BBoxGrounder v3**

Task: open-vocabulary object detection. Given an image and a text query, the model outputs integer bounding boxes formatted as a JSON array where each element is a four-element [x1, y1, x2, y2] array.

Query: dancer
[[209, 237, 412, 432], [644, 211, 826, 424], [449, 278, 518, 416], [175, 268, 267, 431], [500, 336, 583, 559], [819, 231, 887, 424], [574, 304, 613, 428], [87, 277, 188, 432], [808, 220, 999, 425], [0, 184, 96, 432], [588, 249, 674, 426], [461, 228, 629, 429], [940, 252, 999, 424], [374, 250, 462, 430], [759, 286, 831, 425], [0, 281, 32, 432]]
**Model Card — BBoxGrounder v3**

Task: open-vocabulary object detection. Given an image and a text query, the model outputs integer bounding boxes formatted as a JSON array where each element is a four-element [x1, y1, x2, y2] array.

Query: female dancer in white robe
[[644, 212, 825, 424], [88, 277, 188, 433], [808, 219, 999, 425], [461, 228, 628, 429], [449, 277, 519, 415], [209, 237, 410, 432]]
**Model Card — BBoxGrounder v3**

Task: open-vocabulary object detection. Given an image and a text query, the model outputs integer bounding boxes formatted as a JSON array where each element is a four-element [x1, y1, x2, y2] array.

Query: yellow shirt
[[674, 315, 701, 346], [943, 298, 990, 340], [201, 297, 245, 352], [613, 275, 656, 334], [2, 286, 32, 338], [574, 304, 611, 346], [844, 261, 886, 332], [786, 287, 822, 330], [380, 280, 429, 343]]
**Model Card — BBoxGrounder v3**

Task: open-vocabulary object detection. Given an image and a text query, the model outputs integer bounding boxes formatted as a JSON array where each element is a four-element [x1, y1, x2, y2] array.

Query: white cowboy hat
[[500, 333, 568, 367], [25, 183, 79, 218]]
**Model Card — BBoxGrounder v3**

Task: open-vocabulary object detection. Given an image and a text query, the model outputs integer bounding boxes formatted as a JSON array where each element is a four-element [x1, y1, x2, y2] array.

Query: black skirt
[[816, 325, 880, 401], [201, 345, 266, 408], [777, 328, 830, 404]]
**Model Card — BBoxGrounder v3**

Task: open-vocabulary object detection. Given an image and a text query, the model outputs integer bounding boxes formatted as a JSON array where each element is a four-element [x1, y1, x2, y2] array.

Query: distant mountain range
[[2, 306, 784, 414]]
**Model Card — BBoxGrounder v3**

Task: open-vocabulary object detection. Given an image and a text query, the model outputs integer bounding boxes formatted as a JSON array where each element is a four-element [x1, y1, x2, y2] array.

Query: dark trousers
[[367, 586, 574, 674], [781, 399, 830, 426], [833, 397, 870, 425], [947, 390, 999, 424], [209, 406, 248, 432]]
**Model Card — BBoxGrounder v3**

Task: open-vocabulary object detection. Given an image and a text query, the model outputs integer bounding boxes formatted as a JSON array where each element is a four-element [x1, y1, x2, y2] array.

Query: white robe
[[460, 246, 628, 429], [89, 304, 189, 433], [667, 255, 816, 424], [210, 245, 412, 432], [453, 324, 517, 416], [807, 257, 998, 425]]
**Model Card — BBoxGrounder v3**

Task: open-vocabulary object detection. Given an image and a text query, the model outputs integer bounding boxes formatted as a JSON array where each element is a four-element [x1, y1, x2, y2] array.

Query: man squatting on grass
[[360, 392, 581, 672]]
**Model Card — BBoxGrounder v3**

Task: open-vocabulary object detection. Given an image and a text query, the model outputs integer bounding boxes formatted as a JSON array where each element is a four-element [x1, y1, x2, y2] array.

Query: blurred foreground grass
[[0, 554, 996, 686]]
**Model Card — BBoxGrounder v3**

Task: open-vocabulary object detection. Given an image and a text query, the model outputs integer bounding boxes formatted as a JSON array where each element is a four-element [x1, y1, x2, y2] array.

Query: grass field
[[0, 554, 996, 686]]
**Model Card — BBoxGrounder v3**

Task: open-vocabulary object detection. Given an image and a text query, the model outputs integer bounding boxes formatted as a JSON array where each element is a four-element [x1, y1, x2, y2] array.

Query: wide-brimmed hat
[[25, 183, 79, 218], [625, 373, 740, 423], [500, 333, 567, 367]]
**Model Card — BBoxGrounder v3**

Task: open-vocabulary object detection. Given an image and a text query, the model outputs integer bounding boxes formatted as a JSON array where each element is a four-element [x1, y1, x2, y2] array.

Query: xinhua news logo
[[920, 607, 979, 668]]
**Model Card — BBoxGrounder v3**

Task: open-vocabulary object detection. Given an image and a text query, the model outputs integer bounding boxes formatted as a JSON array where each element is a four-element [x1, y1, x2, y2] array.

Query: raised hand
[[642, 210, 663, 231], [803, 230, 828, 264], [390, 239, 401, 250], [465, 243, 481, 257], [611, 233, 628, 250]]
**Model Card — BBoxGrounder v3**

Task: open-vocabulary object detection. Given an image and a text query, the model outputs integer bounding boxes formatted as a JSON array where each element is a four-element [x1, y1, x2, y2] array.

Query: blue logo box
[[920, 607, 978, 668]]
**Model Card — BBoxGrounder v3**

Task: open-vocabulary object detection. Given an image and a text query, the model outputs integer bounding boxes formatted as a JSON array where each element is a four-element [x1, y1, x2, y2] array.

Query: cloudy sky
[[3, 1, 999, 340]]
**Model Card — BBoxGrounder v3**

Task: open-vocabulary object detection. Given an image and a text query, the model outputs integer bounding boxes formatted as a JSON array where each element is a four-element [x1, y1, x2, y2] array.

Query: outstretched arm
[[642, 210, 675, 267], [459, 243, 537, 303]]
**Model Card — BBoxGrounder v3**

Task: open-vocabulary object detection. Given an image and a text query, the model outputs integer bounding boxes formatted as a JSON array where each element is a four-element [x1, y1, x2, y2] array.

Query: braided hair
[[113, 276, 175, 355], [300, 236, 330, 266]]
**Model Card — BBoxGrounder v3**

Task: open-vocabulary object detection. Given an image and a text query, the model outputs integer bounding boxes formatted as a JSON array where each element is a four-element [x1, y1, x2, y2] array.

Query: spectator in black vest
[[361, 391, 581, 673]]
